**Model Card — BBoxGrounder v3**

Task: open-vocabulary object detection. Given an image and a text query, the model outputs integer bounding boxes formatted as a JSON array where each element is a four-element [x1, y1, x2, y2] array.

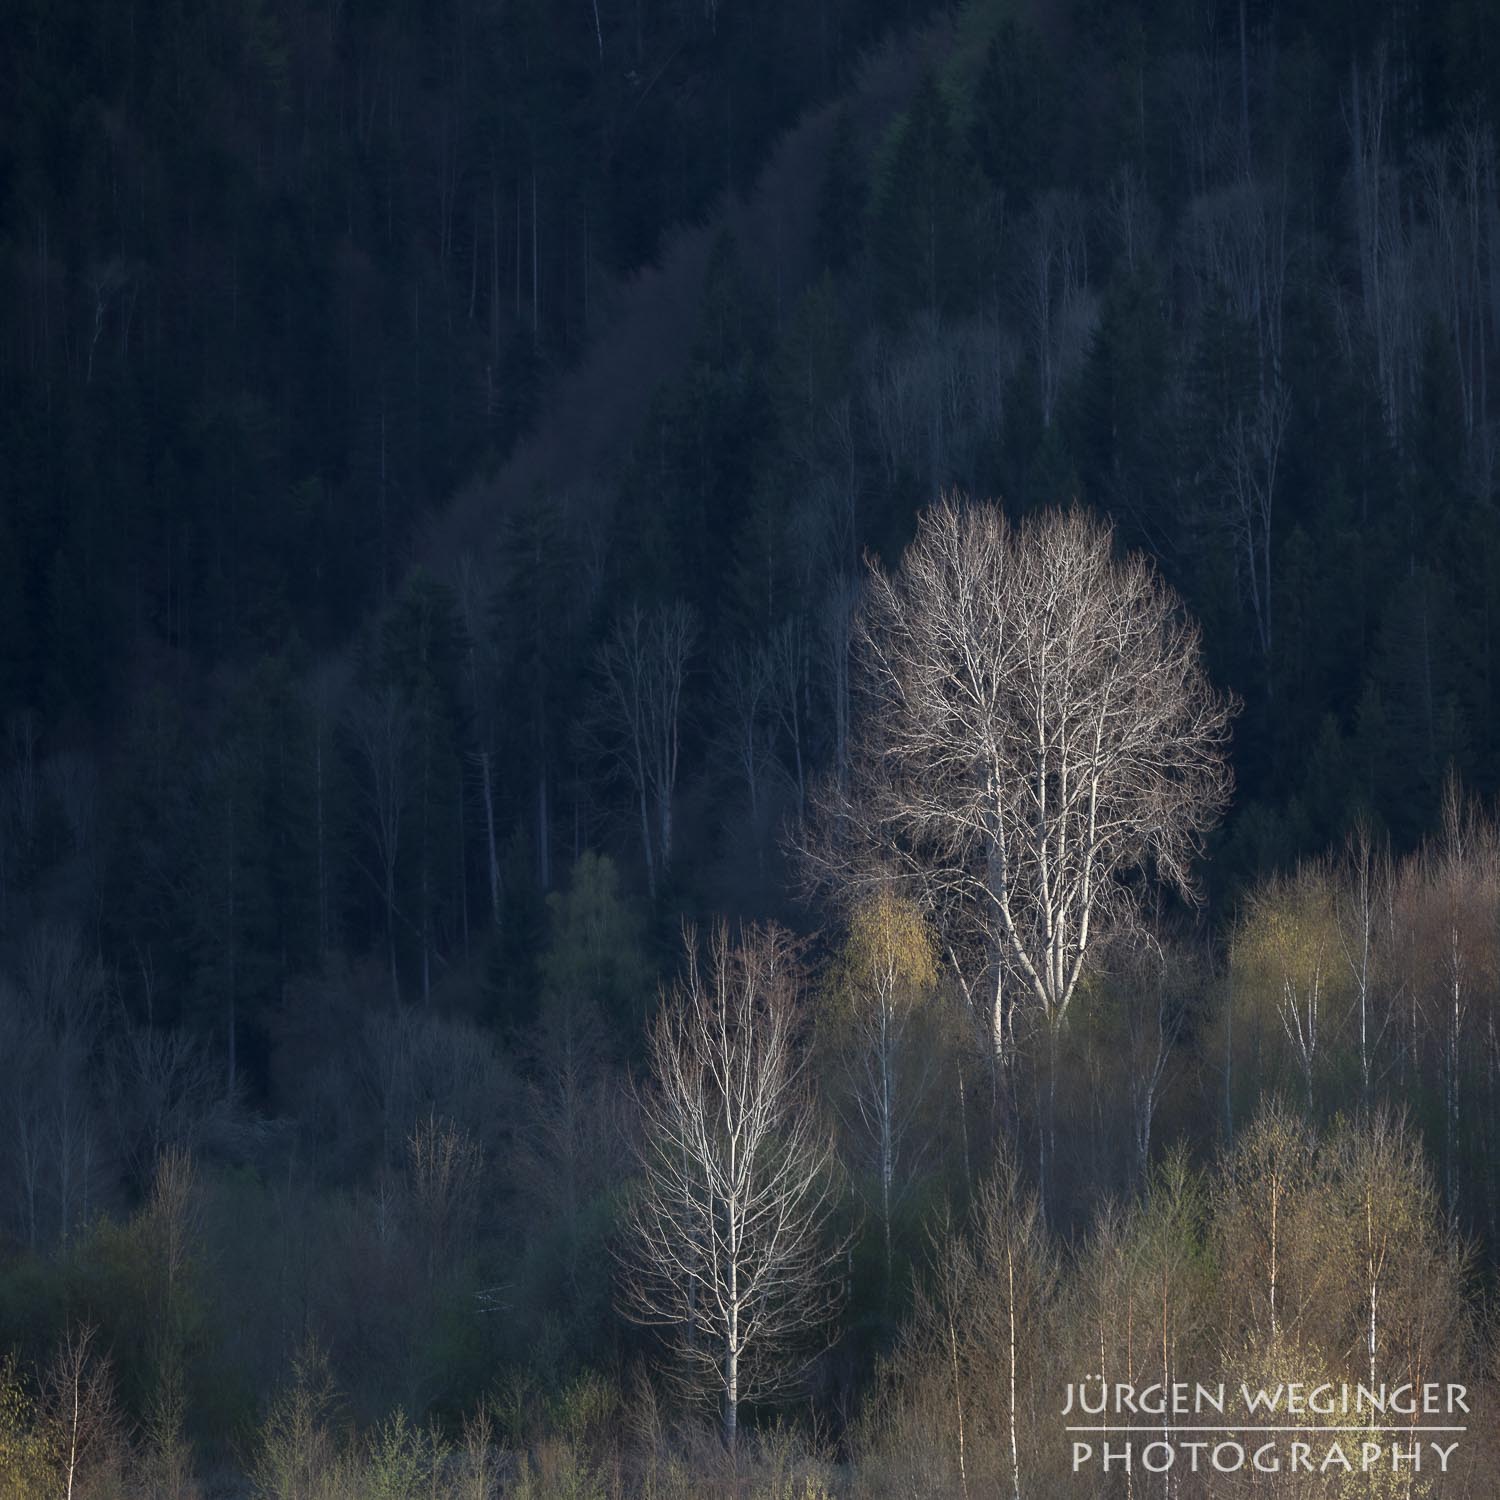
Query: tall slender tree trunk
[[879, 1005, 894, 1295], [226, 796, 238, 1098], [948, 1300, 970, 1500], [638, 787, 656, 899], [1007, 1242, 1022, 1500], [537, 769, 551, 890], [458, 776, 469, 953], [724, 1280, 739, 1453], [315, 726, 329, 958], [386, 860, 399, 1005], [1238, 0, 1251, 173], [480, 749, 501, 928]]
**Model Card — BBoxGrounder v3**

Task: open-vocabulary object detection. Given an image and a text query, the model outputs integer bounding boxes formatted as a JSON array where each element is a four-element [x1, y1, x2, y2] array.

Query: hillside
[[2, 0, 1500, 1492]]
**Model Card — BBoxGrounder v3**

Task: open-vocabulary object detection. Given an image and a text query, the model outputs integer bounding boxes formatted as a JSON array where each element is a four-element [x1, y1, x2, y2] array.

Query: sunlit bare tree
[[619, 922, 845, 1450], [811, 499, 1233, 1199]]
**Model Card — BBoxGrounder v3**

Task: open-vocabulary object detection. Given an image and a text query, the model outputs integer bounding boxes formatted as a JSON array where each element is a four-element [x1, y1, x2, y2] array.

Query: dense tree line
[[3, 0, 1500, 1493], [0, 0, 937, 695]]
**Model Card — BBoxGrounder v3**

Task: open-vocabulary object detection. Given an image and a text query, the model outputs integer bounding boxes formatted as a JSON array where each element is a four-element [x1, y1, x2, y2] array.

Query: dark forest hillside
[[2, 0, 1500, 1494]]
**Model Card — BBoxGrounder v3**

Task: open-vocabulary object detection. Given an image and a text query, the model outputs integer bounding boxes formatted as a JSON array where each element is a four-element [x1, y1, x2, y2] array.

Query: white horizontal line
[[1064, 1427, 1467, 1433]]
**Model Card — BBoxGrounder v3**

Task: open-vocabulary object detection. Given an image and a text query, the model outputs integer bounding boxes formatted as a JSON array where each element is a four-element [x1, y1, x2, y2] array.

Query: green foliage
[[827, 889, 938, 1014], [0, 1355, 56, 1499], [509, 1441, 609, 1500], [361, 1409, 448, 1500], [249, 1345, 345, 1500]]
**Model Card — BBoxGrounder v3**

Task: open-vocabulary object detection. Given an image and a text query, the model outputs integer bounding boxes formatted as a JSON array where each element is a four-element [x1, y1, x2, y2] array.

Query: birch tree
[[1424, 781, 1497, 1214], [619, 923, 844, 1451], [813, 499, 1233, 1169], [824, 889, 941, 1298], [1113, 933, 1194, 1185], [41, 1325, 125, 1500], [1232, 865, 1346, 1116], [1214, 1101, 1316, 1345], [1328, 1112, 1443, 1416], [596, 601, 698, 899], [1334, 822, 1397, 1112]]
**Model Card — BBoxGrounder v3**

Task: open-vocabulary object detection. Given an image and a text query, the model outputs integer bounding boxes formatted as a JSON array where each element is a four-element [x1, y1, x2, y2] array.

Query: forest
[[2, 0, 1500, 1493]]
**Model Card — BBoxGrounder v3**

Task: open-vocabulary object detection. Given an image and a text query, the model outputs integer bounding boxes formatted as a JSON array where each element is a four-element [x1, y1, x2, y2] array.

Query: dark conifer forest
[[3, 0, 1500, 1493]]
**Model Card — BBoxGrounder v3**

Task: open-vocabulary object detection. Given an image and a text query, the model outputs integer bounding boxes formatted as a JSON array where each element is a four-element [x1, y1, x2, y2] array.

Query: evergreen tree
[[814, 107, 865, 276], [379, 572, 472, 1004], [969, 18, 1061, 209], [870, 73, 980, 323]]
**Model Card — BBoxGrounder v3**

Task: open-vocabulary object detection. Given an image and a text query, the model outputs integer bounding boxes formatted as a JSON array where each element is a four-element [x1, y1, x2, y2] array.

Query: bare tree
[[2, 925, 109, 1250], [107, 1025, 225, 1192], [6, 709, 42, 861], [619, 923, 845, 1451], [0, 974, 51, 1250], [714, 641, 776, 830], [1234, 863, 1342, 1116], [454, 553, 503, 934], [818, 499, 1232, 1056], [1274, 921, 1325, 1118], [1334, 821, 1397, 1112], [1014, 193, 1094, 430], [1182, 178, 1289, 402], [1422, 780, 1497, 1215], [514, 1051, 630, 1310], [861, 316, 1013, 501], [767, 616, 810, 824], [1220, 381, 1290, 669], [817, 572, 861, 800], [1181, 176, 1292, 671], [1328, 1111, 1443, 1419], [347, 686, 414, 1003], [1114, 933, 1193, 1186], [1213, 1101, 1315, 1344], [307, 662, 347, 963], [361, 1006, 511, 1171], [595, 601, 697, 898], [1346, 46, 1422, 450], [41, 1324, 125, 1500], [405, 1111, 485, 1292], [1420, 119, 1498, 498], [812, 500, 1233, 1203], [1106, 165, 1160, 278], [1166, 45, 1236, 199]]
